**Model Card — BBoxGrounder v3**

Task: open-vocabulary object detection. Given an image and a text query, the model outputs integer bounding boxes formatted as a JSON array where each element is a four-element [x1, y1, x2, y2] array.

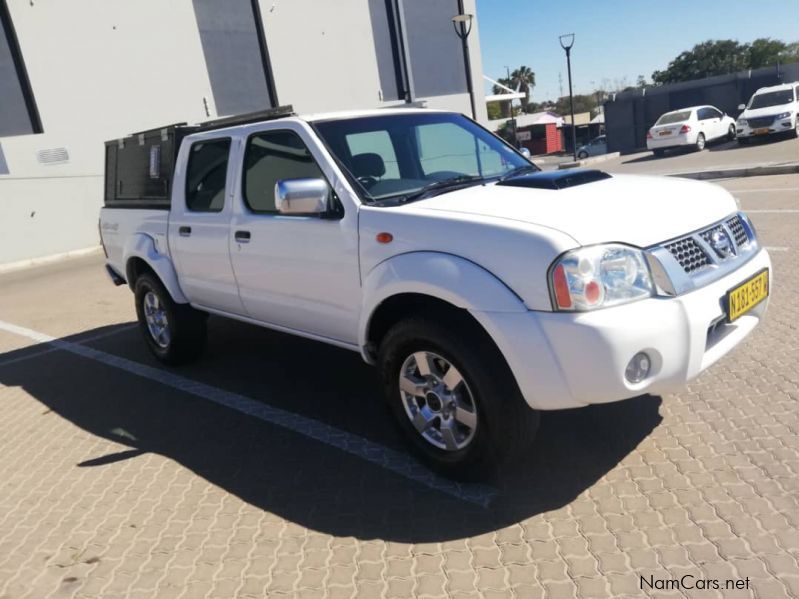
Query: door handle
[[234, 230, 251, 243], [179, 226, 191, 237]]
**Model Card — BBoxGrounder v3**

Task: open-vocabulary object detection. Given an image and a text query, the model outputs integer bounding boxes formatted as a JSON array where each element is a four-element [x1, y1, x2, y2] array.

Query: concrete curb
[[0, 246, 103, 275], [667, 163, 799, 181], [557, 152, 621, 170]]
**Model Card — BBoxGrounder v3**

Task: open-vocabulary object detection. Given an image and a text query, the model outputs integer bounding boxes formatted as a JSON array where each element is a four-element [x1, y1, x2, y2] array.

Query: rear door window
[[185, 138, 231, 212]]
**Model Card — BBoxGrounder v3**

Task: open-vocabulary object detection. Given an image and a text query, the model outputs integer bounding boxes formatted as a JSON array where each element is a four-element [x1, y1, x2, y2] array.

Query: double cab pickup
[[100, 107, 770, 477]]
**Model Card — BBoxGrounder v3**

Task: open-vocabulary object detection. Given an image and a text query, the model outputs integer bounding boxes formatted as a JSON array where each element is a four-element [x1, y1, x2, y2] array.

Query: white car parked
[[577, 135, 607, 159], [100, 107, 770, 478], [736, 82, 799, 143], [647, 105, 737, 156]]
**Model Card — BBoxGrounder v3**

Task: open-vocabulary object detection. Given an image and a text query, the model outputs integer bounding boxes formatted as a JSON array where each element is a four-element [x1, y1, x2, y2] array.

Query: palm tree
[[511, 66, 536, 112]]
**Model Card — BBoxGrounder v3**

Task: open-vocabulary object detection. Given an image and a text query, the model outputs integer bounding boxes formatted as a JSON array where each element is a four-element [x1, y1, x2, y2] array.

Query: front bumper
[[474, 248, 771, 411], [737, 115, 795, 138]]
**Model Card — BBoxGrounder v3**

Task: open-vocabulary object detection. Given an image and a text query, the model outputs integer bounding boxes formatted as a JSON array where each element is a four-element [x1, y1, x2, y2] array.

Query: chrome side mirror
[[275, 178, 330, 215], [519, 147, 532, 160]]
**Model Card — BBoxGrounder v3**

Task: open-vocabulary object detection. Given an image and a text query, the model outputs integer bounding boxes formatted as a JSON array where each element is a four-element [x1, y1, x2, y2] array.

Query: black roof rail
[[194, 105, 295, 132]]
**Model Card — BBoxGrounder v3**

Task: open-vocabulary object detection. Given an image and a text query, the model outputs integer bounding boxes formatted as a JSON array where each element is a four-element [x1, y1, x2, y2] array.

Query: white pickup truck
[[100, 107, 771, 478]]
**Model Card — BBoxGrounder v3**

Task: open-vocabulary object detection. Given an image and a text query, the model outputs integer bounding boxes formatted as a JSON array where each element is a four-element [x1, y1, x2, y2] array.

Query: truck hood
[[405, 173, 737, 247], [741, 104, 795, 119]]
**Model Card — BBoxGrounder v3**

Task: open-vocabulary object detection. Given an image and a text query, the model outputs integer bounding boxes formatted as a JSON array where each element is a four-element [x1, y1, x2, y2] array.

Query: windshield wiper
[[499, 165, 539, 181], [398, 174, 485, 204]]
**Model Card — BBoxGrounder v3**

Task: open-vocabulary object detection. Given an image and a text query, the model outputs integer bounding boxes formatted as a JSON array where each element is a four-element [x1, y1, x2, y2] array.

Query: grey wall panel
[[368, 0, 401, 101], [401, 0, 466, 98], [0, 142, 8, 174], [0, 10, 33, 137], [192, 0, 272, 116]]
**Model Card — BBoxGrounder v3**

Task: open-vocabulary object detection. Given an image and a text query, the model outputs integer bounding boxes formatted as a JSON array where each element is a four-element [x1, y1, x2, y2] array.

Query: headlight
[[736, 118, 747, 126], [775, 112, 792, 120], [549, 244, 654, 311]]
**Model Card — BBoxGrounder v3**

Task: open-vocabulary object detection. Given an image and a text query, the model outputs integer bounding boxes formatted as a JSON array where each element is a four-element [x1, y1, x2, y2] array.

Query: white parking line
[[746, 209, 799, 213], [0, 324, 138, 367], [0, 319, 497, 507], [764, 246, 790, 252]]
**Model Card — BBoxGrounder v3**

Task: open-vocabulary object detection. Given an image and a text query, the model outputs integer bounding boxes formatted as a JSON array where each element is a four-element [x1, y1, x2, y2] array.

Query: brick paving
[[1, 176, 798, 598]]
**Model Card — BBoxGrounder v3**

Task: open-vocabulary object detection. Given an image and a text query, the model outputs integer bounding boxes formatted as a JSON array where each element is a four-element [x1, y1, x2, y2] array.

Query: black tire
[[134, 272, 207, 365], [793, 120, 799, 139], [577, 151, 588, 159], [378, 313, 539, 480], [727, 124, 736, 141], [653, 149, 666, 158], [695, 133, 706, 151]]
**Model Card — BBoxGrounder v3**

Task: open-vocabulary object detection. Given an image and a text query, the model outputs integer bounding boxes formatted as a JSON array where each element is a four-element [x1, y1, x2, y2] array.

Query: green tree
[[652, 40, 749, 84], [491, 66, 536, 115], [486, 101, 503, 120], [748, 38, 788, 69], [510, 66, 536, 109], [554, 94, 596, 116], [652, 38, 799, 85]]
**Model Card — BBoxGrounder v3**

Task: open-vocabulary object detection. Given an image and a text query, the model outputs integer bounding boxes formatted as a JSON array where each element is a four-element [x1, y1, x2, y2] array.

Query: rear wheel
[[577, 150, 588, 159], [695, 133, 706, 151], [378, 314, 539, 480], [134, 273, 206, 365]]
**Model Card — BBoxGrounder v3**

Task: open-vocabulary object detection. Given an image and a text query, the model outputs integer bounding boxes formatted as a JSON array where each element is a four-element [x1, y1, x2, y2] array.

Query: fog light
[[625, 352, 651, 383]]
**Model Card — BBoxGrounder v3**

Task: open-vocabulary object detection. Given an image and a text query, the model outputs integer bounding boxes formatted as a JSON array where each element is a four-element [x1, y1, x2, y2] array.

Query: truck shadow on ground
[[0, 319, 662, 542]]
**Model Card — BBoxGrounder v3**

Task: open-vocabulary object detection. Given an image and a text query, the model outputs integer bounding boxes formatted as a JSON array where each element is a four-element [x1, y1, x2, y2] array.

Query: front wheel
[[134, 273, 207, 365], [695, 133, 706, 151], [577, 150, 588, 159], [793, 119, 799, 139], [727, 124, 736, 141], [378, 315, 539, 480]]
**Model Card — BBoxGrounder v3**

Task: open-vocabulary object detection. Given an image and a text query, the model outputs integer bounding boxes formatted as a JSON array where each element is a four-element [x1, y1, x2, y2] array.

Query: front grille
[[726, 215, 749, 247], [747, 116, 775, 129], [664, 237, 710, 273]]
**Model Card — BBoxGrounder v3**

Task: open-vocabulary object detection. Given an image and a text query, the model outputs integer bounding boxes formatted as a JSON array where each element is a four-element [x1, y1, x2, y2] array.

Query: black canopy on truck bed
[[103, 106, 294, 209]]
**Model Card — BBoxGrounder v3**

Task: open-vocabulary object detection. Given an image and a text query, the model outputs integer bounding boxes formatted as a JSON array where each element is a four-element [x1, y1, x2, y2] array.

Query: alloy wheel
[[143, 291, 171, 348], [398, 351, 478, 451]]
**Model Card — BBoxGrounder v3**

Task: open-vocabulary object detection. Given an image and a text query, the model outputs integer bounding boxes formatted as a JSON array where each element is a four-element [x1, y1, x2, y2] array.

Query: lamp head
[[559, 33, 575, 50], [452, 13, 473, 24]]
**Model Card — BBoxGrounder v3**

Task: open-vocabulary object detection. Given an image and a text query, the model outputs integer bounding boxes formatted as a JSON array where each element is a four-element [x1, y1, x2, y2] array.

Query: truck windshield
[[313, 112, 537, 203], [749, 90, 794, 109]]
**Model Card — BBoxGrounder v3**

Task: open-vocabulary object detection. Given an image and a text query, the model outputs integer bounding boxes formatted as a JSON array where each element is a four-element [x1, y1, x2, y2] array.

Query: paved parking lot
[[603, 135, 799, 176], [1, 175, 798, 598]]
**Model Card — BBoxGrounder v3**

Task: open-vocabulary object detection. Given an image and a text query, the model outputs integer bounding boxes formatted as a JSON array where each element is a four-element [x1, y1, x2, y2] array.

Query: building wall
[[0, 0, 486, 266]]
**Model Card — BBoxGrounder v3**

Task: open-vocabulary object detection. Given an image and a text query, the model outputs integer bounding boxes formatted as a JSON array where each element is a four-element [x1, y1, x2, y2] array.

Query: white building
[[0, 0, 486, 267]]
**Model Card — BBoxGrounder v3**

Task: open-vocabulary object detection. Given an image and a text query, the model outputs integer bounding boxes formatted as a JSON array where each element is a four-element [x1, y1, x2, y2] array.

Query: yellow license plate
[[659, 130, 671, 136], [753, 128, 770, 135], [726, 269, 769, 322]]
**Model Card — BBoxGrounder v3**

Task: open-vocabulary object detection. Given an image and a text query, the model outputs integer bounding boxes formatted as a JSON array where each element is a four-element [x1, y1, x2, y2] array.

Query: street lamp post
[[505, 65, 518, 147], [559, 33, 577, 161], [452, 9, 477, 120]]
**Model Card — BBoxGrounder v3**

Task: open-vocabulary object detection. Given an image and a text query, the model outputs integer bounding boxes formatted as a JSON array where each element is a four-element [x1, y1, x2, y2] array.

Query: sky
[[476, 0, 799, 101]]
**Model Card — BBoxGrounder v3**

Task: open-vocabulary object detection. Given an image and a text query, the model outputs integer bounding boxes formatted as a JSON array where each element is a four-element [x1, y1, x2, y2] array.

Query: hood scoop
[[497, 169, 612, 190]]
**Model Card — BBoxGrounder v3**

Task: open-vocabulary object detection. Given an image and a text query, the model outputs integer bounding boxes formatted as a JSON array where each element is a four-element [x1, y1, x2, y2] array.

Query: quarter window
[[185, 138, 231, 212], [243, 130, 326, 213]]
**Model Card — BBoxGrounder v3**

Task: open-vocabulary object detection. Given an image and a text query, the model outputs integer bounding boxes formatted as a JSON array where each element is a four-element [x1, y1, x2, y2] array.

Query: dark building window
[[0, 0, 42, 137]]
